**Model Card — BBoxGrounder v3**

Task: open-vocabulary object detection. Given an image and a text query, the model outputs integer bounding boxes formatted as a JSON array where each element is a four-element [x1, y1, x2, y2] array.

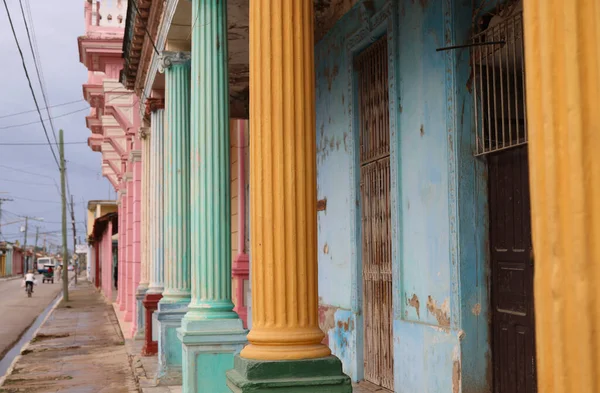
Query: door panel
[[489, 146, 536, 393], [357, 35, 393, 391]]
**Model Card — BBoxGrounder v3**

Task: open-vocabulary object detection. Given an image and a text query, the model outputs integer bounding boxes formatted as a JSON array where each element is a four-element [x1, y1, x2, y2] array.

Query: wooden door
[[357, 36, 394, 390], [489, 146, 536, 393]]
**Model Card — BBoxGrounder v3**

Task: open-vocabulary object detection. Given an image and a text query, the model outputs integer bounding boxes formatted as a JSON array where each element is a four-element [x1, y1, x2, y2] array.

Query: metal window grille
[[356, 35, 394, 391], [471, 10, 527, 156]]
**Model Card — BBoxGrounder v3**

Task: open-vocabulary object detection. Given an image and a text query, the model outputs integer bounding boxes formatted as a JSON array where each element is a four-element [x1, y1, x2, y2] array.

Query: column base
[[177, 318, 247, 393], [226, 355, 352, 393], [134, 287, 148, 340], [142, 292, 162, 356], [156, 302, 188, 384]]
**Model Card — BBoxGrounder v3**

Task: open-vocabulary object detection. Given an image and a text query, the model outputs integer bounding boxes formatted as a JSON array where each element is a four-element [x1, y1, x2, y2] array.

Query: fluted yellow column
[[241, 0, 329, 362], [524, 1, 600, 393], [227, 2, 350, 391]]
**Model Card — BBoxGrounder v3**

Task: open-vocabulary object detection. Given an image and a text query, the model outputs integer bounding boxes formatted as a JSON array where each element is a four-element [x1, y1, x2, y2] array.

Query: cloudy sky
[[0, 0, 113, 253]]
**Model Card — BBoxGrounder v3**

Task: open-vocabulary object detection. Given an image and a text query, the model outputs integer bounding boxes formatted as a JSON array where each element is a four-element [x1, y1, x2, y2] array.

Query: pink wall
[[232, 119, 250, 327]]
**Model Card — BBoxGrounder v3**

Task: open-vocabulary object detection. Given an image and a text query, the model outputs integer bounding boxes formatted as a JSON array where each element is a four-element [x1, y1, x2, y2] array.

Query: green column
[[157, 51, 192, 383], [178, 1, 246, 392]]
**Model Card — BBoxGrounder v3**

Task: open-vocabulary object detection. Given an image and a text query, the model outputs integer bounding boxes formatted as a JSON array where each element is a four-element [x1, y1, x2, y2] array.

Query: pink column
[[119, 189, 127, 311], [232, 119, 250, 327], [131, 148, 142, 336], [117, 196, 122, 305], [105, 222, 113, 301], [125, 173, 134, 321]]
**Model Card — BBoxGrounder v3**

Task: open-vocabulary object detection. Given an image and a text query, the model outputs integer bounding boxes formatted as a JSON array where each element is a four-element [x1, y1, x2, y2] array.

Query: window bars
[[471, 10, 527, 156]]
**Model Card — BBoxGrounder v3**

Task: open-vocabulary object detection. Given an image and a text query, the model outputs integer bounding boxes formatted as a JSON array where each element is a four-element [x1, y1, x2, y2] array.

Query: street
[[0, 274, 63, 359]]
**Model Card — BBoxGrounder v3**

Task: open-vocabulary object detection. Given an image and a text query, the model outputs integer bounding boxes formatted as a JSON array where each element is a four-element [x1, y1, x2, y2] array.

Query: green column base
[[225, 355, 352, 393], [178, 318, 247, 393]]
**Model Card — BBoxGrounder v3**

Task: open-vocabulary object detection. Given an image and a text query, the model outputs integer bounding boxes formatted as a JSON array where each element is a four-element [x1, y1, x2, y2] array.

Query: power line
[[0, 177, 54, 186], [0, 164, 58, 178], [0, 99, 85, 120], [0, 90, 135, 131], [19, 0, 59, 147], [0, 141, 87, 146], [0, 106, 90, 130], [2, 0, 59, 168]]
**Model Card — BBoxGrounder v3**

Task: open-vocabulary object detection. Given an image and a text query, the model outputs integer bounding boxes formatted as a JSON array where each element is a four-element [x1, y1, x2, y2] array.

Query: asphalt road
[[0, 274, 64, 359]]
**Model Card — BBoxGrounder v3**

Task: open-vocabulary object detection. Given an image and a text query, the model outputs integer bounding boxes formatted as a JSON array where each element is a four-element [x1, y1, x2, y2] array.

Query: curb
[[0, 293, 63, 387]]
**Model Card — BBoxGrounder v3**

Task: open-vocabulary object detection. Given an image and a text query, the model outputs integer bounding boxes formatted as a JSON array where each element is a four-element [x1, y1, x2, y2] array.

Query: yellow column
[[241, 0, 331, 361], [524, 1, 600, 393]]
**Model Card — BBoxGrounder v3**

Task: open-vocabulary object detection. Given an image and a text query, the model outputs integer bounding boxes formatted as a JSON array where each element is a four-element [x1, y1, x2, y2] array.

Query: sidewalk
[[0, 280, 138, 393]]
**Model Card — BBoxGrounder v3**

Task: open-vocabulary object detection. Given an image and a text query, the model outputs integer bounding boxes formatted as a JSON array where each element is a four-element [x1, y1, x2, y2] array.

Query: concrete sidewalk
[[0, 280, 138, 393]]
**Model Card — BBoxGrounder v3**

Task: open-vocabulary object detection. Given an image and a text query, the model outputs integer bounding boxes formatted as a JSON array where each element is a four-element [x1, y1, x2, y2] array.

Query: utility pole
[[23, 217, 29, 273], [71, 194, 77, 285], [0, 198, 13, 239], [33, 226, 39, 272], [60, 129, 69, 301]]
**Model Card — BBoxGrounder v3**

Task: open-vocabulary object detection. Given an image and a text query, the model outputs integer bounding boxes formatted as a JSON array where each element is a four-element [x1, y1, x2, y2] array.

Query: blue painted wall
[[315, 0, 490, 391]]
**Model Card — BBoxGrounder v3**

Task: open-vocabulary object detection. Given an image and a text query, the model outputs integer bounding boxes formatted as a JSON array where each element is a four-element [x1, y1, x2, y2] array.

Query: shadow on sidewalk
[[0, 281, 138, 393]]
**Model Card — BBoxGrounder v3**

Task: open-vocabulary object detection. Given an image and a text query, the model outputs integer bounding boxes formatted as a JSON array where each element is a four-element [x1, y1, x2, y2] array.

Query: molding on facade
[[144, 97, 165, 117], [129, 150, 142, 163], [142, 0, 179, 115]]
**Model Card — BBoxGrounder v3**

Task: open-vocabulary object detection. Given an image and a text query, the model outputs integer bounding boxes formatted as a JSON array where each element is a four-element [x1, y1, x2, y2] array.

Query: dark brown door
[[357, 36, 394, 390], [489, 146, 536, 393]]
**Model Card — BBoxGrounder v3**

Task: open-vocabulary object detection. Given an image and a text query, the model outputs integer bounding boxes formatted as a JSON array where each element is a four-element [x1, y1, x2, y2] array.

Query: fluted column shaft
[[140, 130, 151, 289], [186, 0, 236, 320], [524, 1, 600, 392], [161, 51, 192, 303], [241, 0, 330, 361], [148, 109, 165, 294], [117, 195, 124, 304], [119, 187, 128, 311], [126, 170, 134, 320]]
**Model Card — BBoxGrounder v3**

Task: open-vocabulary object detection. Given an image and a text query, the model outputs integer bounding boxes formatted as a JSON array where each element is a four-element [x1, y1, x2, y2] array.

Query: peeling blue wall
[[315, 0, 490, 392]]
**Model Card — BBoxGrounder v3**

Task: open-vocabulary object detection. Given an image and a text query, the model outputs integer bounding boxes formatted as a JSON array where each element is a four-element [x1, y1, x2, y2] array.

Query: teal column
[[157, 51, 192, 383], [178, 1, 246, 392]]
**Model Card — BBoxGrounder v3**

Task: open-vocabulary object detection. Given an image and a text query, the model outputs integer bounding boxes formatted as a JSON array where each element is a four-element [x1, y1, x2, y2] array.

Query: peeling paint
[[324, 64, 340, 91], [407, 293, 421, 319], [453, 359, 462, 393], [420, 124, 425, 137], [426, 296, 450, 328], [323, 243, 329, 254], [318, 302, 336, 346], [472, 303, 481, 316]]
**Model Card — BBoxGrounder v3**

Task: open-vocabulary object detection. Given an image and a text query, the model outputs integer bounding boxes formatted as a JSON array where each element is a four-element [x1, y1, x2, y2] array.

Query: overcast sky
[[0, 0, 114, 253]]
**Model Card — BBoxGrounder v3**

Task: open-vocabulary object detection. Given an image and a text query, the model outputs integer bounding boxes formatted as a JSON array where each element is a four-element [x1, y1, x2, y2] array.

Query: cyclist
[[24, 270, 35, 294]]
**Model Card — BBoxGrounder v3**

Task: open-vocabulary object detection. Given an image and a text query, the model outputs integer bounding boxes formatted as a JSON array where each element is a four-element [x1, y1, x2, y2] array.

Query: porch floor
[[352, 381, 392, 392]]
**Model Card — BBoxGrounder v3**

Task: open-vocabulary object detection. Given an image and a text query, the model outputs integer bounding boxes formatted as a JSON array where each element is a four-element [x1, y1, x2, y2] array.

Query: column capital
[[145, 98, 164, 117], [139, 126, 151, 139], [159, 51, 191, 72], [129, 149, 142, 163], [123, 172, 133, 182]]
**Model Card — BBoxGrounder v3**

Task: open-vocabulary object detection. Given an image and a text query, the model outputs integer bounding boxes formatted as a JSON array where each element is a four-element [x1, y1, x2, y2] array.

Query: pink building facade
[[79, 0, 142, 336]]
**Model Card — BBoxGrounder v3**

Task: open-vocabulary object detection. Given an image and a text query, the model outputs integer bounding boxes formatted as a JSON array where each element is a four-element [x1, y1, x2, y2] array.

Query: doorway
[[488, 146, 535, 393], [356, 36, 394, 391], [470, 3, 537, 391]]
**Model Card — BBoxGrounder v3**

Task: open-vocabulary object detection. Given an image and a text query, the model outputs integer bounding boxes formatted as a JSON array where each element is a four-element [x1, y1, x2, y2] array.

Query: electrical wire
[[18, 0, 58, 145], [0, 99, 85, 120], [0, 106, 91, 130], [2, 0, 59, 168], [0, 141, 87, 146]]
